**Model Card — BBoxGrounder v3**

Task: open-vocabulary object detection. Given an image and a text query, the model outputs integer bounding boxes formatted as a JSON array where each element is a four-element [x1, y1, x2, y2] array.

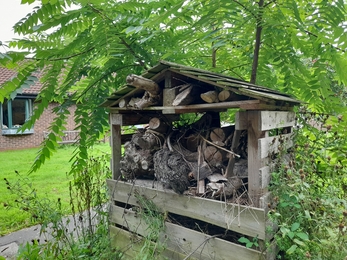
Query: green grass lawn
[[0, 143, 111, 236]]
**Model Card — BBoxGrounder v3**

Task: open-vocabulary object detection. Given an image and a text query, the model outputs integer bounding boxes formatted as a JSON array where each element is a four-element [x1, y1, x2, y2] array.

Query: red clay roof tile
[[0, 66, 42, 95]]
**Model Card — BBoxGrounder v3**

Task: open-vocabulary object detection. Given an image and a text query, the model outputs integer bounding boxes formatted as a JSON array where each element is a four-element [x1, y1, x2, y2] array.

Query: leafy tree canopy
[[1, 0, 347, 173]]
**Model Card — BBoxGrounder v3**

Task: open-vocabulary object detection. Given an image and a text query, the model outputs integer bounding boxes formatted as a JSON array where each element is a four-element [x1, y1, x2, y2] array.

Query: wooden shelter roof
[[102, 60, 301, 110]]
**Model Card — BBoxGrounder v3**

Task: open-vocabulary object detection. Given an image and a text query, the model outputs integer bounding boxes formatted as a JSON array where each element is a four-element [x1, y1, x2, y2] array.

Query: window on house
[[1, 98, 34, 135]]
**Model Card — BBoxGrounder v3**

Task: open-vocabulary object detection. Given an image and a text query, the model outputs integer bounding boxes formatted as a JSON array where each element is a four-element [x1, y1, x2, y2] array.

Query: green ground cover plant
[[270, 112, 347, 259], [0, 143, 110, 236]]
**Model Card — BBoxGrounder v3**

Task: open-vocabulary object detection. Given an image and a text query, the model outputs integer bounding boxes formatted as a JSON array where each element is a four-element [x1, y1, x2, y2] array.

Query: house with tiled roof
[[0, 66, 77, 150]]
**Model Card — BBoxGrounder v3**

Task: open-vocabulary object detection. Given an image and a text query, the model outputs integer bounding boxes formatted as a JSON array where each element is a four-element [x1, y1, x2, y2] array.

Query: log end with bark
[[153, 148, 191, 194]]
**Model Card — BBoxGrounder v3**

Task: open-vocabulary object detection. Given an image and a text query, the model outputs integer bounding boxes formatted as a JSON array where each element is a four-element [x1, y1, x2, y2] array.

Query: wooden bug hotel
[[103, 61, 300, 259]]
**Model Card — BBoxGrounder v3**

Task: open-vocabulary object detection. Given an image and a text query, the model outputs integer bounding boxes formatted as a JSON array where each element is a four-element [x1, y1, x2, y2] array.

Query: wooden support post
[[110, 113, 122, 180], [245, 111, 266, 207]]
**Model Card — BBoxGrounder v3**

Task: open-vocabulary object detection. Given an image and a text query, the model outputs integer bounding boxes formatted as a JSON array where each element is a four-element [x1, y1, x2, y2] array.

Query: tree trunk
[[250, 0, 264, 84]]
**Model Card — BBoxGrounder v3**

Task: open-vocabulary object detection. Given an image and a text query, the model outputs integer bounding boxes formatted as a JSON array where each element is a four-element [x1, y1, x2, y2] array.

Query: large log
[[126, 74, 162, 109], [153, 148, 191, 194], [126, 74, 161, 95]]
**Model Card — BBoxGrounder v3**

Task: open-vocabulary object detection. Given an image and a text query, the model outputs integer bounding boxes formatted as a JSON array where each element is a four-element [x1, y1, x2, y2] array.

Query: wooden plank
[[260, 111, 295, 131], [246, 111, 266, 208], [109, 207, 264, 260], [109, 225, 185, 260], [110, 113, 122, 125], [259, 192, 272, 212], [258, 133, 294, 159], [240, 102, 295, 111], [237, 88, 300, 103], [106, 179, 266, 239], [110, 99, 259, 114], [109, 110, 180, 126], [259, 166, 271, 189], [111, 124, 122, 179], [164, 100, 259, 114], [235, 111, 248, 130]]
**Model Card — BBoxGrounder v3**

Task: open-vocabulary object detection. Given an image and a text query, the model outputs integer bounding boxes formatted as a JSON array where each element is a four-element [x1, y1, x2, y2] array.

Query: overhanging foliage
[[0, 0, 346, 174]]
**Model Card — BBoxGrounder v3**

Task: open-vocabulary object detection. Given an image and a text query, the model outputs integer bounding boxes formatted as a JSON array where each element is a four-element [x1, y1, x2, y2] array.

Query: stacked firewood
[[120, 112, 248, 199]]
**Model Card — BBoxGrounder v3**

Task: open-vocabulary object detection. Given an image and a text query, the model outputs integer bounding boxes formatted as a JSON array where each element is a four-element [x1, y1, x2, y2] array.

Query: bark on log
[[200, 90, 219, 103], [218, 90, 241, 102], [132, 131, 162, 150], [153, 148, 190, 194], [120, 142, 155, 179], [126, 74, 161, 95]]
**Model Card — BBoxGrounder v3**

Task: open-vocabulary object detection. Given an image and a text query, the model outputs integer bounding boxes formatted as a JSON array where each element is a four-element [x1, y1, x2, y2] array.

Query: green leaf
[[291, 222, 300, 232], [238, 237, 250, 244], [288, 231, 295, 239], [286, 245, 298, 254], [295, 232, 309, 241], [293, 238, 305, 246]]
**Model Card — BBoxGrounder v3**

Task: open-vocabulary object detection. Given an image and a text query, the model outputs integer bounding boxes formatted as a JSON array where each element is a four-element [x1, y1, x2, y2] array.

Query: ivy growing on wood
[[0, 0, 346, 175]]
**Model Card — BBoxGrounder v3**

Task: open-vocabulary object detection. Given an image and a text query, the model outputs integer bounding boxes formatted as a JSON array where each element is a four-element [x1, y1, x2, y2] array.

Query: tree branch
[[27, 47, 96, 61], [232, 0, 257, 19], [87, 4, 146, 67]]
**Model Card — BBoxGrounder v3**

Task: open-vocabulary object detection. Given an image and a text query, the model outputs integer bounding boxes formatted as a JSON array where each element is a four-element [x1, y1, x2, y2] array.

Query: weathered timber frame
[[104, 60, 299, 260]]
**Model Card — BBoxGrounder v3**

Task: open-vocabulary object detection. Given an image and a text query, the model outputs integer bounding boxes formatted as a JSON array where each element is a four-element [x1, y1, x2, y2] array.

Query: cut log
[[126, 74, 161, 95], [172, 85, 196, 106], [118, 97, 130, 108], [210, 128, 226, 143], [200, 90, 219, 103], [128, 97, 141, 107], [218, 90, 243, 102], [203, 146, 225, 167], [148, 117, 169, 133]]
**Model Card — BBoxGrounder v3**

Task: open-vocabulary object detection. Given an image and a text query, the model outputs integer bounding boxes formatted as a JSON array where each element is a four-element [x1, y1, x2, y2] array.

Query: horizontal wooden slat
[[260, 111, 295, 131], [258, 133, 294, 159], [109, 225, 185, 260], [110, 100, 260, 115], [109, 111, 180, 126], [109, 206, 263, 260], [107, 179, 266, 239]]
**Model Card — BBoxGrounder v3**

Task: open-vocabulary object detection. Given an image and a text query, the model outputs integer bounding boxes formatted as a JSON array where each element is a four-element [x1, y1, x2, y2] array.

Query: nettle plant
[[269, 110, 347, 259]]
